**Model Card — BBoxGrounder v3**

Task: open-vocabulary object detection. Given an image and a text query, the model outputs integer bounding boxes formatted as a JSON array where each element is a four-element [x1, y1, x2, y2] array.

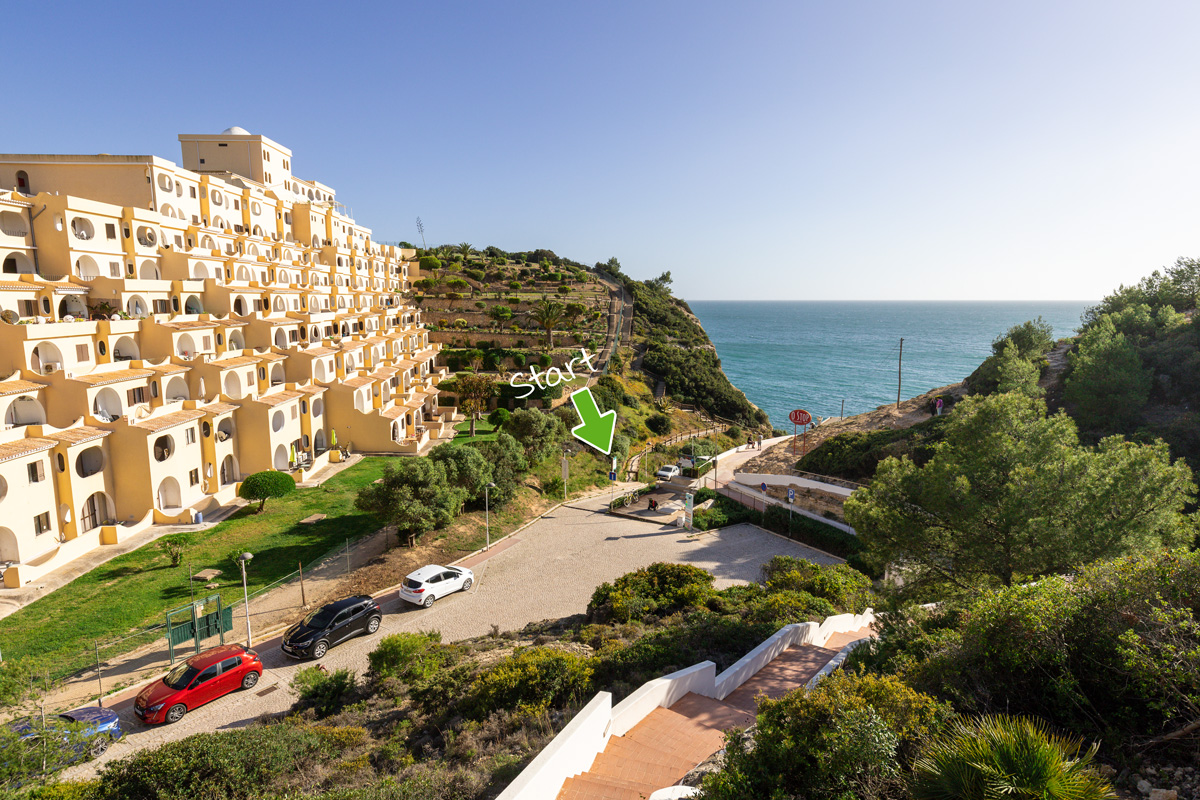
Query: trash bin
[[194, 511, 203, 525]]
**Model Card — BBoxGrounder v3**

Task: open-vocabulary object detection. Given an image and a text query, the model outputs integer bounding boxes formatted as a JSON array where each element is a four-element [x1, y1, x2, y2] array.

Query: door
[[441, 571, 463, 593], [212, 656, 245, 699], [187, 664, 222, 707], [348, 602, 370, 635], [425, 573, 445, 599], [329, 609, 354, 644]]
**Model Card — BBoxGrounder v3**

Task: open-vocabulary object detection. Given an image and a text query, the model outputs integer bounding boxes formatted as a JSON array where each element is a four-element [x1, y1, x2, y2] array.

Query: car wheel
[[241, 671, 260, 690], [461, 578, 473, 592], [366, 616, 381, 634], [422, 594, 435, 608], [88, 735, 111, 759], [165, 704, 187, 724], [312, 640, 328, 659]]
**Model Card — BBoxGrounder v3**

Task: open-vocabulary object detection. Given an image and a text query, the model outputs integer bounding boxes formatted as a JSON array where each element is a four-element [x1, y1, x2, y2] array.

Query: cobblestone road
[[62, 489, 840, 780]]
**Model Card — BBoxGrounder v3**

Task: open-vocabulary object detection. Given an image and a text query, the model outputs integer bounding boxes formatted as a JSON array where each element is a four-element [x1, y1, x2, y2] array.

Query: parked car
[[7, 706, 124, 762], [134, 644, 262, 724], [399, 565, 474, 608], [655, 465, 681, 481], [281, 595, 382, 659]]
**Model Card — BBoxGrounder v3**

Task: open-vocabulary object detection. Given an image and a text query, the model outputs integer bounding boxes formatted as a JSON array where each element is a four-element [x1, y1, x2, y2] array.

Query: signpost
[[789, 409, 812, 456], [684, 492, 694, 530], [787, 486, 795, 526], [561, 456, 569, 502]]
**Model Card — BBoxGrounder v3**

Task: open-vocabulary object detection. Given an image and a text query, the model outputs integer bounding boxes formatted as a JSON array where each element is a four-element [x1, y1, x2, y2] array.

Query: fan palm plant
[[910, 715, 1115, 800], [528, 299, 564, 350]]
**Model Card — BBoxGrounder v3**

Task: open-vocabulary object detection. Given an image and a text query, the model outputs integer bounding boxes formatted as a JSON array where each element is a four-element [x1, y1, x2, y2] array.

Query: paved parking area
[[62, 490, 840, 779]]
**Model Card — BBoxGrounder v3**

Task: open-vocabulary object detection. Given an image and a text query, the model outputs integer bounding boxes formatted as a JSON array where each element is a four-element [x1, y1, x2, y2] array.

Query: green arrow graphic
[[569, 387, 617, 454]]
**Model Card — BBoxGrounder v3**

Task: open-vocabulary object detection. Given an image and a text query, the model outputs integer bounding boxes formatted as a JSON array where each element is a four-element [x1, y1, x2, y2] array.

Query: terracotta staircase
[[557, 626, 873, 800]]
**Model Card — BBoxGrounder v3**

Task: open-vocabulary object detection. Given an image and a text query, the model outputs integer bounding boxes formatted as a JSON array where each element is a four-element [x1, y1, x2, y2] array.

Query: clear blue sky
[[10, 1, 1200, 300]]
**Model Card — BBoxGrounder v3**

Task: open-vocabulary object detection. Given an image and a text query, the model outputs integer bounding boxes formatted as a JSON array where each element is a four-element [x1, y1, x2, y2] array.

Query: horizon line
[[683, 298, 1100, 303]]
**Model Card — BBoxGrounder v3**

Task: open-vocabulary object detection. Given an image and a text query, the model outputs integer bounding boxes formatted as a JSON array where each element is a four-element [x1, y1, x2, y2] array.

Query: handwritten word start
[[509, 348, 598, 399]]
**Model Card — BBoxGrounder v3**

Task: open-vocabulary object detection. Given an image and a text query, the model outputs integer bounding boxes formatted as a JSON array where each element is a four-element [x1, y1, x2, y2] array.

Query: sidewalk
[[19, 480, 645, 718]]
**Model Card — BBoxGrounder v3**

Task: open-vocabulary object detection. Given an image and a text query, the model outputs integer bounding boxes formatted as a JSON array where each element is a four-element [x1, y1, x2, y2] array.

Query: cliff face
[[621, 277, 769, 428]]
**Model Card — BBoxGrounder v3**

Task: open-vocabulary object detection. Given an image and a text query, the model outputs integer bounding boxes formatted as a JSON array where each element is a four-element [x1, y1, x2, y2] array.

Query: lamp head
[[238, 552, 254, 563]]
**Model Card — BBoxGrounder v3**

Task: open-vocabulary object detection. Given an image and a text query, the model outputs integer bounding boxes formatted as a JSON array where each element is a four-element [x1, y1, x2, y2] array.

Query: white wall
[[610, 661, 716, 737], [495, 691, 613, 800], [713, 622, 816, 700]]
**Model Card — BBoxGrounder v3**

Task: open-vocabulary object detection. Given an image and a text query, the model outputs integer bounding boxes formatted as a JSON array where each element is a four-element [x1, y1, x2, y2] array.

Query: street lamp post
[[485, 482, 496, 551], [237, 552, 254, 648]]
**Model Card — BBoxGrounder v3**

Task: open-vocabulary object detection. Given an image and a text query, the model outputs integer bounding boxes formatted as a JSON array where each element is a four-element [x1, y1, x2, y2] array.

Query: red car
[[134, 644, 262, 724]]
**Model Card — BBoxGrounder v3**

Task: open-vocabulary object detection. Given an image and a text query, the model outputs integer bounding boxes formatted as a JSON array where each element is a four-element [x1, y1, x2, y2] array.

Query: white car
[[655, 465, 682, 481], [399, 565, 474, 608]]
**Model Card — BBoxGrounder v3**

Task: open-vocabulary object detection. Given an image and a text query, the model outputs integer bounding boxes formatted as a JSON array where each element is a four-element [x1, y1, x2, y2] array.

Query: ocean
[[687, 301, 1094, 428]]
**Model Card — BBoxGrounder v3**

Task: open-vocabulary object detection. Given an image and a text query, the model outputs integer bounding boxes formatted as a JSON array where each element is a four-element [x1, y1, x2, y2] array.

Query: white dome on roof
[[221, 126, 250, 135]]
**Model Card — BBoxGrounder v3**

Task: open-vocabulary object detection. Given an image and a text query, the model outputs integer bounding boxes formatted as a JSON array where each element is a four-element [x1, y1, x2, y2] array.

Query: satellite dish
[[0, 310, 18, 325]]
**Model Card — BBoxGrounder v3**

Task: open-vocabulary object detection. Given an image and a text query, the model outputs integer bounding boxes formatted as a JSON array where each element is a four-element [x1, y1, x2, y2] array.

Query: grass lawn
[[454, 417, 500, 442], [0, 458, 391, 677]]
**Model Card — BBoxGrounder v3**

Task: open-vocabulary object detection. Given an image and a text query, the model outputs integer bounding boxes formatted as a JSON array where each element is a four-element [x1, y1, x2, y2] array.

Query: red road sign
[[789, 409, 811, 426]]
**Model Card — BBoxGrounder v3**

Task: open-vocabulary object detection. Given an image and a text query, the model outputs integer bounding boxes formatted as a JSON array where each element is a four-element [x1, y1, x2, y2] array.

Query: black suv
[[281, 595, 382, 659]]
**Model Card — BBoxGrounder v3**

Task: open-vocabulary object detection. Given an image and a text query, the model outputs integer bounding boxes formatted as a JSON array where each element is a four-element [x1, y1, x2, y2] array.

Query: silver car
[[399, 564, 474, 608]]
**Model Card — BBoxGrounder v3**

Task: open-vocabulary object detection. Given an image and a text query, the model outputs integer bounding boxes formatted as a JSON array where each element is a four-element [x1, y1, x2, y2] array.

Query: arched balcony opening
[[57, 295, 86, 320], [2, 251, 34, 275], [228, 330, 245, 350], [232, 297, 247, 316], [219, 455, 238, 485], [75, 447, 104, 478], [270, 363, 284, 386], [165, 376, 189, 401], [155, 477, 181, 510], [31, 341, 64, 374], [113, 336, 139, 361], [177, 333, 197, 358], [183, 296, 202, 314], [80, 491, 113, 531], [273, 444, 288, 470], [191, 261, 213, 280], [216, 418, 235, 443], [92, 387, 122, 421], [313, 428, 326, 455], [271, 410, 285, 432], [222, 371, 243, 400], [75, 255, 101, 279], [126, 296, 148, 317], [4, 396, 46, 427], [314, 360, 328, 382], [0, 527, 20, 563], [138, 260, 160, 280]]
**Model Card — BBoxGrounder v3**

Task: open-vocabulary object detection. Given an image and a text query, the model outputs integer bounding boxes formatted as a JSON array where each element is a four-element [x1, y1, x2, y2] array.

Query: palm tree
[[458, 242, 473, 260], [911, 715, 1115, 800], [528, 298, 565, 350]]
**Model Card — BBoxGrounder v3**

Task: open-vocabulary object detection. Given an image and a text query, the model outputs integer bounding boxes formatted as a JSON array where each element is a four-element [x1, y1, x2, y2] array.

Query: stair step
[[557, 772, 654, 800], [624, 707, 727, 764], [589, 748, 692, 787], [669, 692, 756, 731]]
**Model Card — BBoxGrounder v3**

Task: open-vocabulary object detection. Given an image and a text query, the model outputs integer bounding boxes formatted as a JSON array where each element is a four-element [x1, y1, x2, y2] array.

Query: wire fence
[[7, 528, 388, 708]]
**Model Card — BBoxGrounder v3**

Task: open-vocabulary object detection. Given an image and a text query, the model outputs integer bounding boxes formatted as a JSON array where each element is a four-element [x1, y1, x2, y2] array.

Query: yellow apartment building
[[0, 128, 456, 588]]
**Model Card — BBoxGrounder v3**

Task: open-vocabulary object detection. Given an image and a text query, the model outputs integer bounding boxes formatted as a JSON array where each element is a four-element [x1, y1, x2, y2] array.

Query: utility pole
[[896, 337, 904, 408]]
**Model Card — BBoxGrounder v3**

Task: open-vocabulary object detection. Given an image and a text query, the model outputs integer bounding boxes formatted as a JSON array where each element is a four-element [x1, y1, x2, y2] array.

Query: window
[[151, 381, 158, 398], [188, 469, 199, 486], [76, 344, 89, 362], [34, 512, 51, 535], [126, 387, 145, 405], [56, 453, 65, 472], [291, 405, 298, 419], [18, 299, 35, 317], [109, 261, 121, 277], [153, 300, 170, 314], [98, 341, 106, 356], [192, 665, 220, 686], [233, 199, 239, 210], [105, 223, 116, 240], [185, 428, 196, 444], [28, 461, 45, 483], [202, 336, 211, 350], [219, 657, 241, 673], [190, 186, 197, 198]]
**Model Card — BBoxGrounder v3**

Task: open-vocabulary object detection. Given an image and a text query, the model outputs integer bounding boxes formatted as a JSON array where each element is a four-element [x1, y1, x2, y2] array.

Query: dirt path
[[1040, 340, 1072, 410], [739, 383, 966, 477]]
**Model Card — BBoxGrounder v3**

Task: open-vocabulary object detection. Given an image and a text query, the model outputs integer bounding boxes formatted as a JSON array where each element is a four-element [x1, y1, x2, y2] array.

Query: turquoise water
[[688, 301, 1093, 428]]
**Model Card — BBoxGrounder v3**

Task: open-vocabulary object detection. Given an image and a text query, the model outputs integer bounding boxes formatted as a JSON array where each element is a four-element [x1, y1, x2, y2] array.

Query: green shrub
[[290, 666, 356, 718], [588, 563, 715, 623], [368, 632, 444, 682], [92, 724, 339, 800], [910, 715, 1114, 800], [27, 783, 100, 800], [237, 470, 296, 513], [419, 255, 442, 273], [761, 556, 873, 613], [465, 647, 593, 718], [699, 671, 950, 800], [646, 413, 672, 436], [487, 408, 511, 427], [745, 590, 836, 625]]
